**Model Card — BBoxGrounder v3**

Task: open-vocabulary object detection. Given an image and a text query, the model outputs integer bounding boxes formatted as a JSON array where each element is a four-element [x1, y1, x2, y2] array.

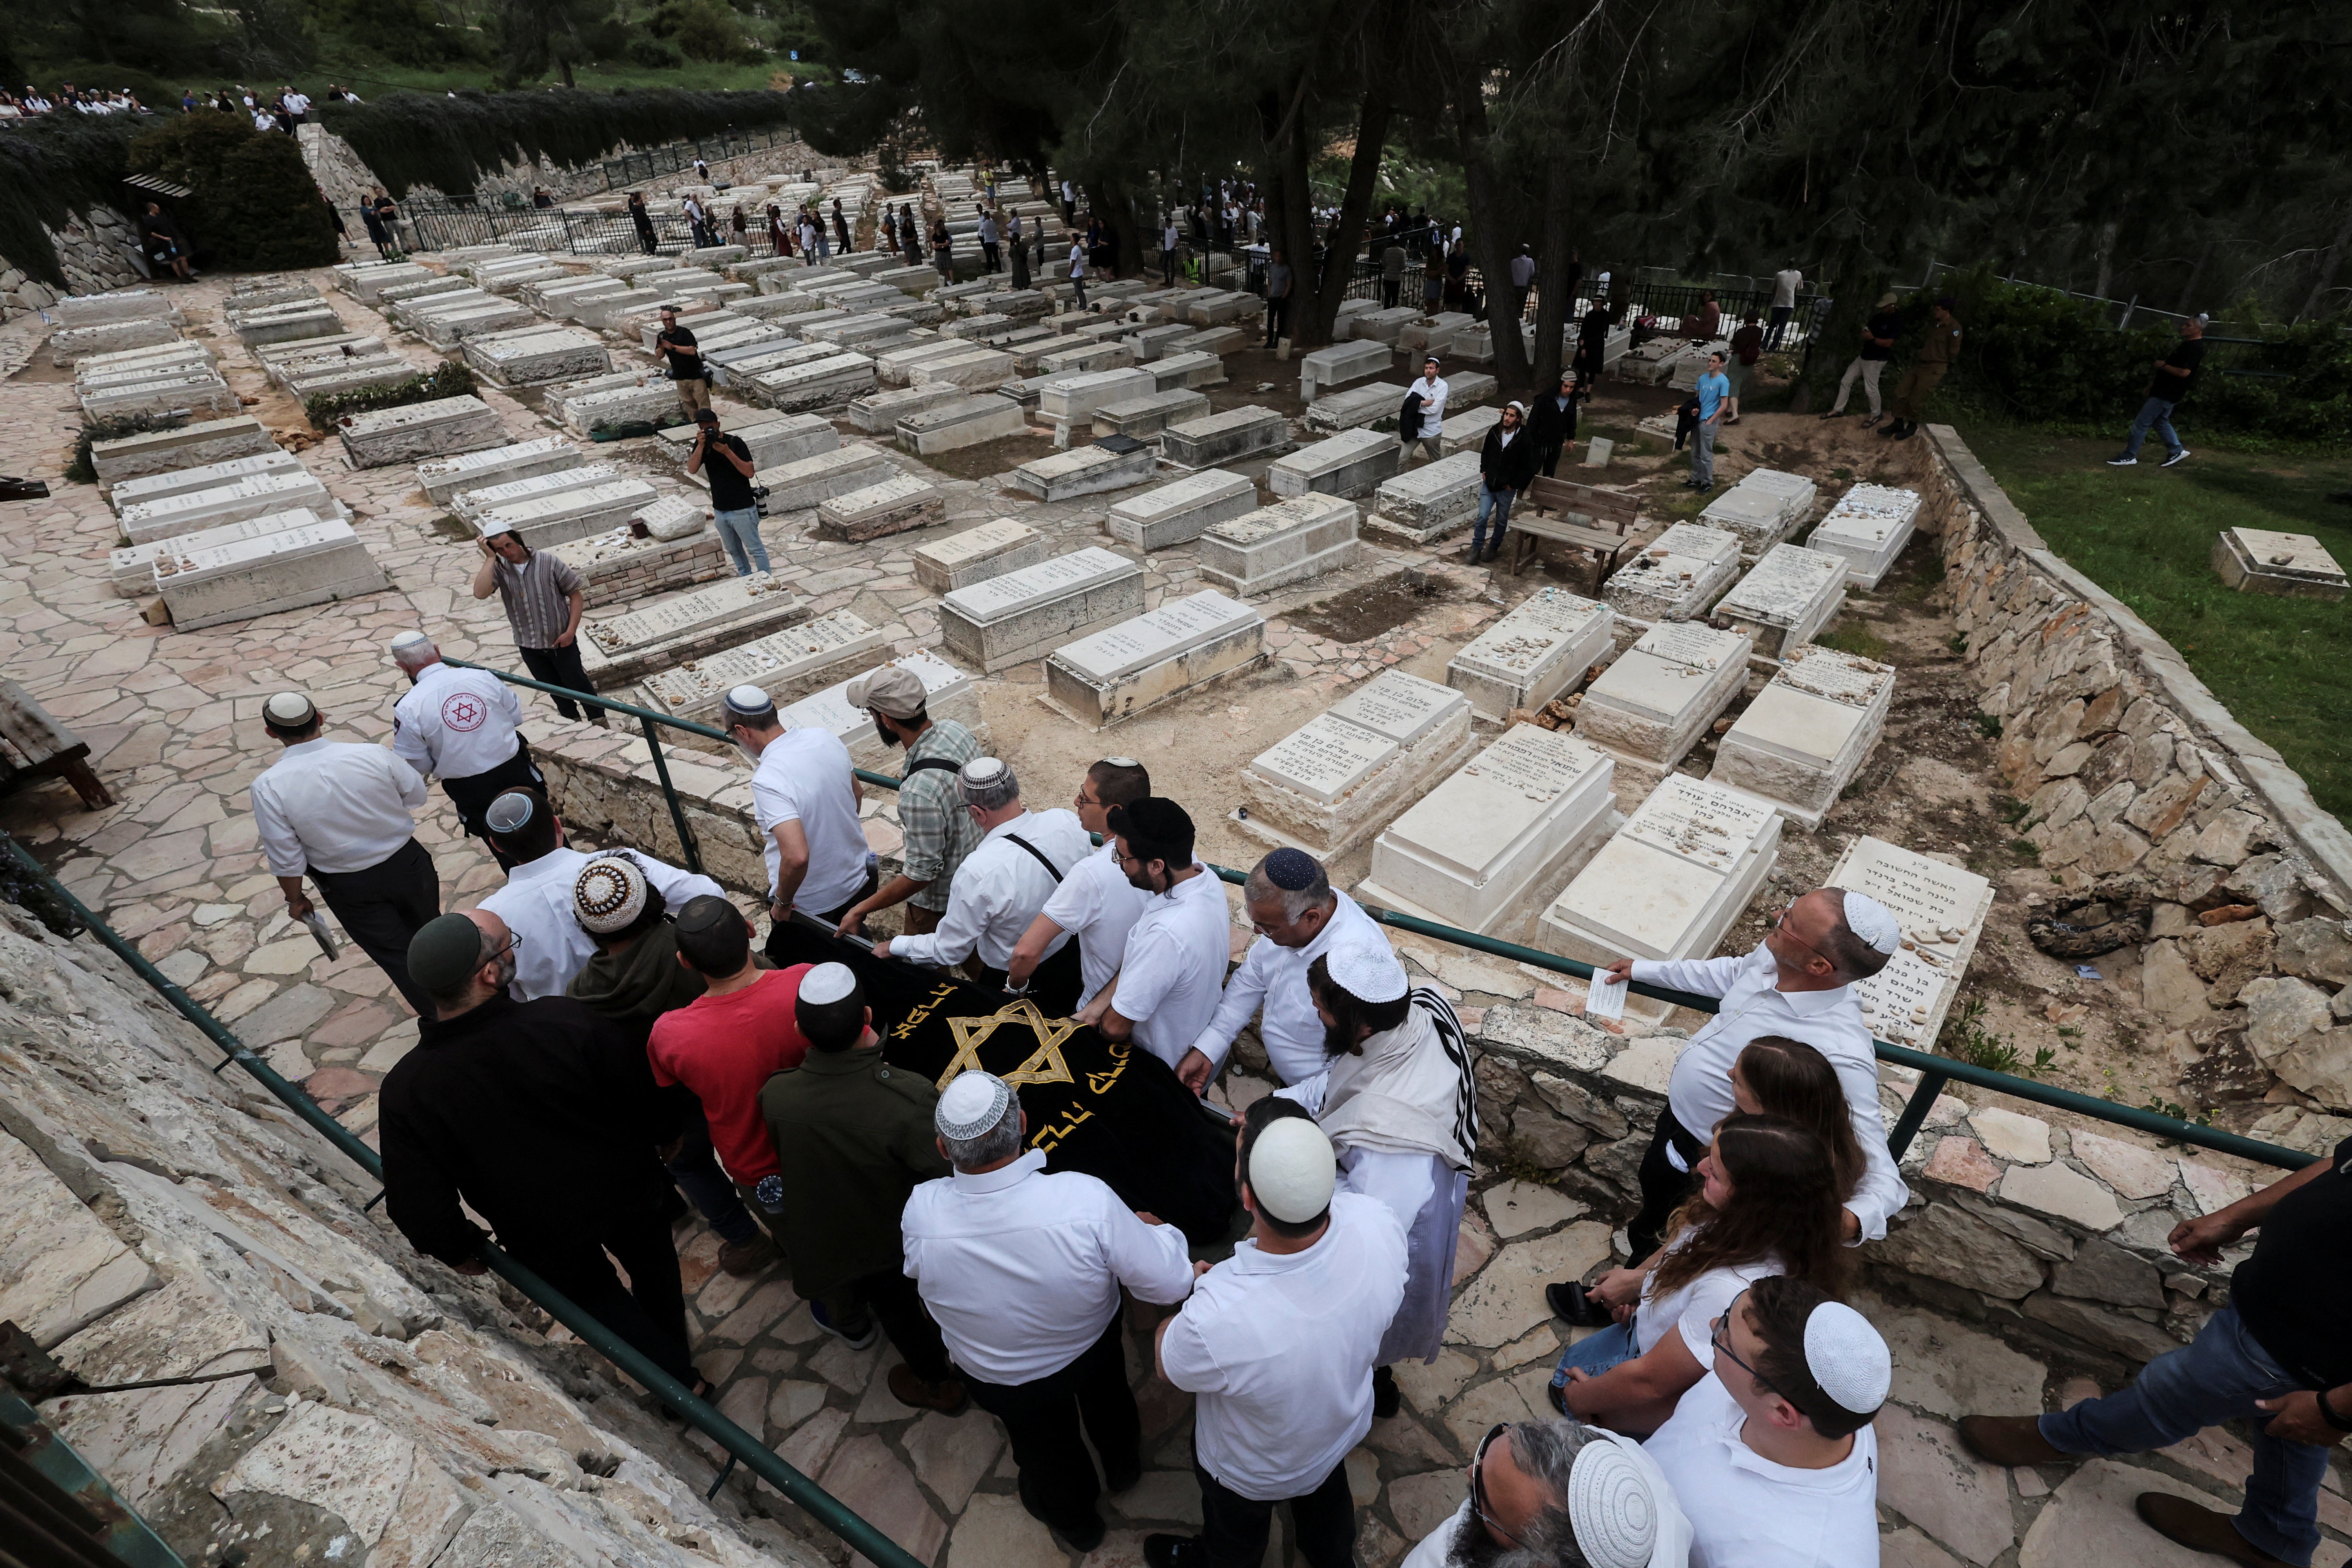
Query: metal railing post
[[1886, 1070, 1952, 1160], [638, 712, 705, 877]]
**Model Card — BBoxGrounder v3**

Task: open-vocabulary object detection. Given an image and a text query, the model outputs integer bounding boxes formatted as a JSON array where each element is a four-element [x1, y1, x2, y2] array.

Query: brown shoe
[[716, 1234, 778, 1277], [1955, 1414, 2067, 1466], [887, 1363, 969, 1415], [2135, 1493, 2293, 1566]]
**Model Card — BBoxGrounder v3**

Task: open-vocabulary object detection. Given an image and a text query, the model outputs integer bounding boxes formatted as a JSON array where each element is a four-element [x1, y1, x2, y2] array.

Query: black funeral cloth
[[769, 920, 1240, 1243]]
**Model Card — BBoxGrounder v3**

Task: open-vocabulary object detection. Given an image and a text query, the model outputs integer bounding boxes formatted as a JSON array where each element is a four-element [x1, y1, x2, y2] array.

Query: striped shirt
[[897, 719, 983, 912], [490, 547, 584, 650]]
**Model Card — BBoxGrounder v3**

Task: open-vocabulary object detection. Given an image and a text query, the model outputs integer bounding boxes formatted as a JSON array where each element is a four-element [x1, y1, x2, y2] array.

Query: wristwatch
[[2320, 1388, 2352, 1432]]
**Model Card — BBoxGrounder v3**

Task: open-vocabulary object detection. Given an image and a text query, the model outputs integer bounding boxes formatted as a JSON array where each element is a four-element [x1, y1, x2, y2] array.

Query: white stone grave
[[1357, 725, 1621, 934], [911, 348, 1020, 390], [1036, 368, 1156, 431], [109, 506, 323, 594], [1438, 406, 1503, 457], [1160, 407, 1289, 470], [118, 471, 341, 545], [1701, 468, 1818, 556], [451, 464, 623, 524], [1399, 314, 1476, 356], [338, 397, 507, 469], [1236, 669, 1475, 855], [1446, 590, 1617, 721], [641, 611, 889, 726], [1826, 835, 1994, 1051], [553, 517, 728, 608], [1575, 620, 1753, 768], [1602, 522, 1743, 621], [1005, 442, 1158, 502], [938, 547, 1147, 672], [1105, 470, 1257, 551], [1710, 644, 1895, 828], [746, 352, 877, 412], [659, 414, 838, 477], [152, 516, 391, 631], [110, 451, 302, 515], [1715, 544, 1849, 658], [1299, 341, 1392, 402], [472, 477, 662, 550], [90, 417, 276, 486], [1365, 452, 1482, 544], [815, 474, 944, 541], [1806, 483, 1922, 589], [417, 437, 584, 506], [912, 519, 1049, 594], [850, 383, 965, 434], [758, 445, 896, 513], [1267, 428, 1401, 501], [49, 319, 183, 364], [2212, 528, 2348, 600], [1043, 590, 1268, 729], [1305, 382, 1410, 434], [579, 573, 811, 686], [1150, 350, 1228, 392], [1537, 774, 1782, 965], [462, 326, 611, 387], [783, 650, 989, 769], [898, 396, 1027, 456], [1198, 495, 1359, 597], [51, 290, 180, 327], [1093, 390, 1212, 441]]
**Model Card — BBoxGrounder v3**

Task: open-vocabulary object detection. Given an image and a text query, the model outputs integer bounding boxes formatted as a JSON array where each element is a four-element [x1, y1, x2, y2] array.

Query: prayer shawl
[[1319, 988, 1477, 1172]]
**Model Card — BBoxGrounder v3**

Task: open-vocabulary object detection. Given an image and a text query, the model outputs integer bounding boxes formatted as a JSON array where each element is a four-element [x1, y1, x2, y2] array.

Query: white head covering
[[936, 1071, 1013, 1142], [263, 690, 316, 727], [1325, 942, 1407, 1005], [723, 684, 773, 720], [800, 961, 857, 1005], [389, 630, 433, 655], [1838, 890, 1901, 956], [1247, 1117, 1335, 1223], [1803, 1300, 1891, 1415], [573, 854, 648, 934], [1570, 1436, 1659, 1568]]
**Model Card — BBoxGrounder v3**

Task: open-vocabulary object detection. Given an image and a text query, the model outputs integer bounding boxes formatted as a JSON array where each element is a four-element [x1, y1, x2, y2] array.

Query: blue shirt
[[1696, 371, 1730, 423]]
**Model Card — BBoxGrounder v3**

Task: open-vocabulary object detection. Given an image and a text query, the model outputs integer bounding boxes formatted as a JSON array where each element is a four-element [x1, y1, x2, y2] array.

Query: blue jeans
[[713, 505, 769, 575], [1549, 1322, 1635, 1391], [2121, 396, 2183, 459], [2040, 1305, 2326, 1565], [663, 1113, 759, 1247], [1473, 484, 1514, 554]]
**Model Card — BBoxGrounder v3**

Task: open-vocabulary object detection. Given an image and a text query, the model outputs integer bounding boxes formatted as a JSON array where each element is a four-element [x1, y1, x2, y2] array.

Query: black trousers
[[308, 838, 440, 1017], [982, 241, 1001, 272], [823, 1267, 954, 1384], [964, 1314, 1138, 1537], [764, 864, 881, 959], [1265, 296, 1290, 346], [520, 1205, 697, 1388], [1767, 303, 1793, 348], [441, 743, 545, 871], [517, 642, 605, 722], [1161, 248, 1177, 286], [1195, 1455, 1355, 1568], [1383, 278, 1401, 309], [1535, 441, 1566, 479], [1628, 1105, 1708, 1263], [978, 935, 1085, 1018]]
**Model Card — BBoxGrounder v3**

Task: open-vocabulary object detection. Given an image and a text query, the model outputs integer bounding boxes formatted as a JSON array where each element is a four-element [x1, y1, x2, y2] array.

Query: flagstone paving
[[3, 272, 2347, 1566]]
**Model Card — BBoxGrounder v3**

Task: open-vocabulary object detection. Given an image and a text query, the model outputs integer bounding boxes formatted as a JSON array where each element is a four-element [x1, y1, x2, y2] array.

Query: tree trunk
[[1800, 247, 1883, 410], [1452, 89, 1532, 391], [2089, 220, 2119, 304], [1258, 83, 1316, 342], [2298, 202, 2352, 321], [1297, 93, 1392, 350], [1530, 158, 1574, 390], [2177, 239, 2213, 314]]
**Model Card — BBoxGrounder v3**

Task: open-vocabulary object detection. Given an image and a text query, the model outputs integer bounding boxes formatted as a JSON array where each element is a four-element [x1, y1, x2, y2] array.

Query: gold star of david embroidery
[[935, 999, 1080, 1091]]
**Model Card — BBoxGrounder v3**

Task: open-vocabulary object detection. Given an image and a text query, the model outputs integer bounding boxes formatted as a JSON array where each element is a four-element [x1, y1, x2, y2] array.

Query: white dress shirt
[[477, 846, 725, 1001], [893, 808, 1093, 971], [1039, 842, 1150, 1010], [1188, 891, 1391, 1086], [392, 662, 524, 782], [1114, 866, 1232, 1071], [1632, 945, 1907, 1241], [1414, 375, 1450, 436], [902, 1149, 1194, 1384], [1643, 1371, 1880, 1568], [249, 739, 426, 877], [750, 727, 869, 913], [1159, 1192, 1406, 1502]]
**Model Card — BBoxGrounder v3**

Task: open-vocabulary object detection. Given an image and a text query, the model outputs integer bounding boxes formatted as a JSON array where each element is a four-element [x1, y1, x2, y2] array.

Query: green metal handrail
[[449, 657, 2312, 1172], [0, 835, 927, 1568]]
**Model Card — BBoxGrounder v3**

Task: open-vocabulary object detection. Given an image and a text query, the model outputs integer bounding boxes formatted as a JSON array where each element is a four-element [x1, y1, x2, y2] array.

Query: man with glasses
[[1400, 1418, 1688, 1568], [1007, 759, 1153, 1013]]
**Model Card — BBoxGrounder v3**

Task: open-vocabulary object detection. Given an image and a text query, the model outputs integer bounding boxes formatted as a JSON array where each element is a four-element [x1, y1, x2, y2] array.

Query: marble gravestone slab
[[756, 445, 895, 513], [417, 437, 584, 506], [118, 471, 340, 544], [1160, 407, 1288, 470], [110, 451, 302, 515], [909, 348, 1020, 391], [1043, 590, 1267, 729], [1237, 670, 1475, 856], [578, 573, 811, 687], [1715, 543, 1849, 658], [471, 478, 662, 550], [849, 383, 965, 434], [1093, 390, 1212, 441], [339, 396, 506, 468], [1710, 644, 1895, 829], [815, 474, 944, 541], [1538, 773, 1781, 967], [1446, 590, 1617, 721], [1305, 381, 1410, 435], [1701, 467, 1818, 556], [1266, 428, 1401, 502], [898, 396, 1027, 456], [49, 319, 185, 365], [708, 342, 836, 391], [461, 327, 610, 387], [1299, 340, 1393, 402], [1437, 406, 1503, 458], [553, 380, 685, 436], [659, 414, 838, 477], [869, 340, 969, 389], [91, 416, 276, 486], [451, 463, 623, 524], [52, 289, 180, 327], [1398, 313, 1475, 356], [1346, 307, 1421, 346], [939, 547, 1147, 673], [1149, 350, 1229, 392], [784, 650, 990, 769], [1575, 620, 1753, 768], [2213, 528, 2349, 601], [152, 516, 391, 631], [1602, 522, 1743, 622], [416, 300, 536, 348], [553, 517, 729, 608], [639, 611, 889, 726], [746, 352, 877, 413], [911, 519, 1049, 594], [1198, 495, 1359, 598], [1038, 342, 1139, 378], [1358, 724, 1620, 934], [1826, 835, 1994, 1052], [1105, 469, 1257, 552], [1035, 368, 1155, 427], [109, 506, 323, 594], [1005, 443, 1158, 503], [1366, 451, 1482, 544], [1807, 483, 1922, 589]]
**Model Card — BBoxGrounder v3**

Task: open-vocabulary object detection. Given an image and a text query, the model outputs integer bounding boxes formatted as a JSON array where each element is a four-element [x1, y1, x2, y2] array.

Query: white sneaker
[[2162, 449, 2191, 468], [2106, 456, 2138, 466]]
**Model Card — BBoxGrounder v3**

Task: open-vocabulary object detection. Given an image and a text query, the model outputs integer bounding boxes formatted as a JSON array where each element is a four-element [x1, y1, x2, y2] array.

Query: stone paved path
[[5, 269, 2349, 1568]]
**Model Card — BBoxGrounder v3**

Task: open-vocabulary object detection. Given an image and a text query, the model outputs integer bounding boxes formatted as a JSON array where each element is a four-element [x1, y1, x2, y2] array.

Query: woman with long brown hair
[[1730, 1034, 1866, 1200], [1547, 1114, 1848, 1435]]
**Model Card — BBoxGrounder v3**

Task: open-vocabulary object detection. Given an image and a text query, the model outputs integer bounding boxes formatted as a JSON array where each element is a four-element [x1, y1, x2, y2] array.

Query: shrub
[[66, 410, 188, 485], [126, 111, 340, 271], [305, 362, 477, 430]]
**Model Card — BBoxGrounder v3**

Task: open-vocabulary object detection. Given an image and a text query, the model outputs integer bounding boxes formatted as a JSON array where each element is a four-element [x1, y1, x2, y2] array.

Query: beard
[[1321, 1014, 1361, 1060], [1447, 1503, 1530, 1568], [875, 716, 903, 749], [491, 952, 518, 993]]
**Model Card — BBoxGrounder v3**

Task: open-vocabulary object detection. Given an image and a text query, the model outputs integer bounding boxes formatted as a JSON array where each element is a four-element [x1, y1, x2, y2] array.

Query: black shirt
[[2149, 338, 2205, 401], [658, 325, 703, 381], [1860, 310, 1901, 361], [2230, 1138, 2352, 1389], [699, 431, 756, 510], [1580, 305, 1611, 347]]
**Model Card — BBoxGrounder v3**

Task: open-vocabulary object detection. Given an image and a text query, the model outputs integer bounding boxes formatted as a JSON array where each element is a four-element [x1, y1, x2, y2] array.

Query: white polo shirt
[[477, 846, 725, 1001], [892, 808, 1093, 972], [1187, 891, 1392, 1085], [1115, 866, 1232, 1071], [1040, 842, 1150, 1010], [902, 1149, 1195, 1384], [750, 726, 869, 913], [1158, 1192, 1406, 1502], [249, 739, 425, 877], [392, 662, 524, 782], [1643, 1371, 1879, 1568]]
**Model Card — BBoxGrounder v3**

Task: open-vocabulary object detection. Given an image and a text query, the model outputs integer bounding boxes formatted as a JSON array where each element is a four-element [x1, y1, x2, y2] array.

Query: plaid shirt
[[490, 547, 584, 650], [898, 719, 983, 911]]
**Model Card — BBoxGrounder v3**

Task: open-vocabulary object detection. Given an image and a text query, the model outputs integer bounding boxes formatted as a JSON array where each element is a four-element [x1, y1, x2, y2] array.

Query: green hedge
[[316, 88, 800, 198], [305, 362, 477, 430], [126, 113, 342, 272], [66, 410, 187, 486]]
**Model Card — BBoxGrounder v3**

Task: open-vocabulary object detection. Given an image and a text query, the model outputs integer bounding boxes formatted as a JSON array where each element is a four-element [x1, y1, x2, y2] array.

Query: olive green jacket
[[758, 1039, 951, 1299]]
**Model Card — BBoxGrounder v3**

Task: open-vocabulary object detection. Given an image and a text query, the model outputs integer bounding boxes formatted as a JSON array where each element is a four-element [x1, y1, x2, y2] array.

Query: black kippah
[[1262, 848, 1322, 891]]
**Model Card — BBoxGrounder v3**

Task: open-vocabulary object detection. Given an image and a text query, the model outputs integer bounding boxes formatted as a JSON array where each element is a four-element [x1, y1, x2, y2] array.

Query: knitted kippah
[[263, 691, 316, 727], [407, 914, 486, 994], [1839, 891, 1901, 956], [1326, 942, 1408, 1005], [1261, 847, 1322, 892], [723, 684, 773, 719], [800, 962, 857, 1005], [573, 854, 648, 934], [1804, 1301, 1892, 1415], [1568, 1436, 1659, 1568], [936, 1072, 1012, 1141]]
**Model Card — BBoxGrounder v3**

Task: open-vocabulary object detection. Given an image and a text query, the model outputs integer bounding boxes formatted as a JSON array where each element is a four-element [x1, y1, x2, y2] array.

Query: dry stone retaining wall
[[1, 207, 148, 323]]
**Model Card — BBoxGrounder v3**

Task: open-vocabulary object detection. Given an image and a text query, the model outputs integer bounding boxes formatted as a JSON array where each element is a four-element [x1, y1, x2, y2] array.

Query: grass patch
[[1814, 624, 1891, 662], [1938, 997, 2057, 1079], [1960, 422, 2352, 824]]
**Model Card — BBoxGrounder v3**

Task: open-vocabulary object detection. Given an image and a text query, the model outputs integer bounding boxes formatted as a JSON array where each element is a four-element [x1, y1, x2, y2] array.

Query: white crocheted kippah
[[936, 1072, 1012, 1141], [1568, 1436, 1659, 1568], [1804, 1300, 1892, 1414], [1839, 891, 1901, 956]]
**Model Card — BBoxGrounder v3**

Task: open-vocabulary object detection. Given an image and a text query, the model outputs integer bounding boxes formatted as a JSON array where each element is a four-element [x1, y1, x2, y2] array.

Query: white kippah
[[573, 854, 648, 934], [1803, 1300, 1892, 1415], [389, 631, 432, 653], [1840, 891, 1901, 956], [1247, 1118, 1335, 1224], [1568, 1435, 1659, 1568], [800, 962, 857, 1005], [1325, 940, 1408, 1005], [263, 690, 315, 726], [724, 684, 773, 717], [964, 757, 1007, 783], [936, 1071, 1013, 1141], [1102, 756, 1141, 768]]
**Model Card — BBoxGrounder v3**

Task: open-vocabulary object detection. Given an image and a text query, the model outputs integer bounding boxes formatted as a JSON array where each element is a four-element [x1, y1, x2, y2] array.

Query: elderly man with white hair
[[1399, 1417, 1690, 1568], [388, 630, 542, 868], [875, 757, 1093, 1012]]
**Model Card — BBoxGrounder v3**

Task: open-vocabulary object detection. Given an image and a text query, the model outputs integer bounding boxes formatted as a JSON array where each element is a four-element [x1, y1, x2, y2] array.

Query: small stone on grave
[[1538, 773, 1782, 966], [1708, 643, 1895, 829], [1575, 619, 1753, 768]]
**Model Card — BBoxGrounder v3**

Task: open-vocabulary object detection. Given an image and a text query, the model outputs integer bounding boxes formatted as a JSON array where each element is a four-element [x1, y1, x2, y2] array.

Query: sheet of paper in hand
[[767, 920, 1241, 1244]]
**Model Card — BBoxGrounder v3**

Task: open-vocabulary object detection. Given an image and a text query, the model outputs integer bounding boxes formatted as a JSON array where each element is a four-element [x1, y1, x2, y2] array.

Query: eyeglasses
[[1074, 788, 1102, 809], [1471, 1425, 1530, 1549], [1709, 1289, 1780, 1399], [1769, 901, 1830, 968]]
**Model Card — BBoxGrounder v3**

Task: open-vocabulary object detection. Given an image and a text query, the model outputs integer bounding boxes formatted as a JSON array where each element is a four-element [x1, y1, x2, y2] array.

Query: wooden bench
[[1507, 476, 1641, 586], [0, 681, 113, 811]]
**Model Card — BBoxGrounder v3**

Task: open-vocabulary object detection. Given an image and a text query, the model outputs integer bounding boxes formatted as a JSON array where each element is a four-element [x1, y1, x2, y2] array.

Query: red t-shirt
[[646, 964, 812, 1185]]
